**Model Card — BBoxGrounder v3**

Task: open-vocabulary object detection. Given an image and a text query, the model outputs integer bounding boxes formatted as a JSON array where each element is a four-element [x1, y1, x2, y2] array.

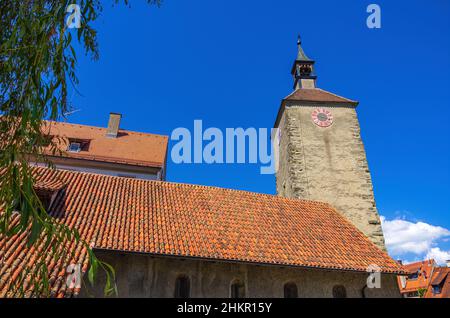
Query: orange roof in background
[[0, 167, 405, 297], [284, 88, 358, 105], [425, 267, 450, 298], [397, 260, 436, 294], [43, 121, 168, 168]]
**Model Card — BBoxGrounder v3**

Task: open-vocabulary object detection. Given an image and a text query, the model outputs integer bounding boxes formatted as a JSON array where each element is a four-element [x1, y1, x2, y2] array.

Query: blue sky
[[67, 0, 450, 263]]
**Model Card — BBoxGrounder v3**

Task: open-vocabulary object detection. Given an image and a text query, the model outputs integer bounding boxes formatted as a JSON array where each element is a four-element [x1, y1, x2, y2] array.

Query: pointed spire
[[296, 34, 312, 62], [291, 34, 316, 90]]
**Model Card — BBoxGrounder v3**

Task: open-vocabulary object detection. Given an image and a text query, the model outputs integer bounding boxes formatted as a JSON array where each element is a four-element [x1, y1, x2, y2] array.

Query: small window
[[332, 285, 347, 298], [174, 275, 190, 298], [230, 279, 245, 298], [68, 142, 81, 153], [432, 285, 442, 295], [67, 138, 91, 152], [408, 272, 419, 280], [284, 282, 298, 298]]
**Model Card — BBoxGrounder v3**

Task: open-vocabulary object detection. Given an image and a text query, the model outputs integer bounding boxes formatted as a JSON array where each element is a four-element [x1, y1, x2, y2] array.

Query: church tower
[[275, 36, 386, 250]]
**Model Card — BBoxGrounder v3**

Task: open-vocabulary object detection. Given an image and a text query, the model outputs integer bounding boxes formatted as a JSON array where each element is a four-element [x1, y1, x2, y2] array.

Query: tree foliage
[[417, 287, 427, 298], [0, 0, 160, 297]]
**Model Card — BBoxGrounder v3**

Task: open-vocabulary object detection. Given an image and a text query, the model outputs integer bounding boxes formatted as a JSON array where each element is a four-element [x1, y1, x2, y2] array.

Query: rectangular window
[[68, 142, 81, 153], [408, 272, 419, 280], [67, 138, 91, 152], [432, 285, 442, 294]]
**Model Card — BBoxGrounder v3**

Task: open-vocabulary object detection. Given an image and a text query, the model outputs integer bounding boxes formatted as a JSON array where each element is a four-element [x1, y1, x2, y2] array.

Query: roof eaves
[[93, 247, 406, 275]]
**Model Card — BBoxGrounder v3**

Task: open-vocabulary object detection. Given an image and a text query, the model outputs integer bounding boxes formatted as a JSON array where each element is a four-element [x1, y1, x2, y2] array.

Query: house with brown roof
[[397, 260, 437, 298], [0, 38, 407, 298], [0, 167, 405, 298], [425, 264, 450, 298], [34, 113, 168, 180], [397, 259, 450, 298]]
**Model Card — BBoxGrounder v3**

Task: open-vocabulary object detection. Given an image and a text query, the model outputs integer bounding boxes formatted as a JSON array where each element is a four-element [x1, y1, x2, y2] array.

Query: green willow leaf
[[28, 219, 42, 246], [0, 0, 161, 298]]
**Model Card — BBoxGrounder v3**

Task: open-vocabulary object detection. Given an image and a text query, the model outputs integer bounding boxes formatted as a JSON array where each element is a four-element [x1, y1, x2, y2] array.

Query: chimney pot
[[107, 113, 122, 138], [397, 260, 403, 265], [446, 260, 450, 268]]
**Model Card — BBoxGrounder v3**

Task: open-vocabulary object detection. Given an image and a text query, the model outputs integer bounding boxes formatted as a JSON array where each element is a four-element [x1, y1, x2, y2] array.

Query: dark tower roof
[[296, 35, 313, 62]]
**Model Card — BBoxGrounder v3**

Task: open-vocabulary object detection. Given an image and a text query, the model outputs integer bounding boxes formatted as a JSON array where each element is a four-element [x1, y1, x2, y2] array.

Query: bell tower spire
[[292, 35, 317, 89]]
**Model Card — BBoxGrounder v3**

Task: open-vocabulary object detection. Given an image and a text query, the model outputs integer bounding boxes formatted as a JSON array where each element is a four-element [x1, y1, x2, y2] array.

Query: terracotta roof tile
[[431, 269, 448, 285], [397, 260, 437, 294], [284, 88, 358, 105], [43, 121, 168, 168], [425, 267, 450, 298], [0, 167, 405, 297], [274, 88, 358, 127], [33, 174, 67, 194]]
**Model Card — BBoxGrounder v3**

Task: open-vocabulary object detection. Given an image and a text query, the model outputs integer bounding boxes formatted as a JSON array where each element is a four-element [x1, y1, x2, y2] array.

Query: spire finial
[[295, 34, 311, 62]]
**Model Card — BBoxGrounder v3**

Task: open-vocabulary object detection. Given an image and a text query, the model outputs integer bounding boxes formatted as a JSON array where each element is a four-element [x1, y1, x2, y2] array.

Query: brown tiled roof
[[274, 88, 358, 128], [43, 121, 168, 168], [33, 174, 66, 194], [425, 267, 450, 298], [397, 260, 436, 294], [431, 268, 448, 285], [284, 88, 358, 105], [0, 167, 405, 297]]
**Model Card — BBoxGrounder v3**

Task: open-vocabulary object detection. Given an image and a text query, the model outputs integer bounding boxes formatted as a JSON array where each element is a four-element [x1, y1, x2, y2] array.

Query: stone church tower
[[275, 36, 386, 250]]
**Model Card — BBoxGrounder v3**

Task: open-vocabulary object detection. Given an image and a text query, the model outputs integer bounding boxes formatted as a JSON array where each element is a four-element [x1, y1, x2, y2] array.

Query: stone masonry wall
[[276, 103, 385, 250], [82, 251, 400, 298]]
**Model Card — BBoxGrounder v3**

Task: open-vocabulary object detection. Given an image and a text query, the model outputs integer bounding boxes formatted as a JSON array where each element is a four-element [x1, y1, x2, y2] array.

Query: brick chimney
[[106, 113, 122, 138]]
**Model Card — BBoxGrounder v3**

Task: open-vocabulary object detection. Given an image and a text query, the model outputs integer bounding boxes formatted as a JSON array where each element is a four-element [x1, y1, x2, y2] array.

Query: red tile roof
[[33, 175, 67, 194], [397, 260, 436, 294], [0, 167, 405, 297], [274, 88, 358, 127], [43, 121, 168, 168], [431, 268, 448, 285], [284, 88, 358, 105], [425, 267, 450, 298]]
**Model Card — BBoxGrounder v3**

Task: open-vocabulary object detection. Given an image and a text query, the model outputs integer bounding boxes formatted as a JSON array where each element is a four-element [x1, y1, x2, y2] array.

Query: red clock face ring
[[312, 108, 333, 127]]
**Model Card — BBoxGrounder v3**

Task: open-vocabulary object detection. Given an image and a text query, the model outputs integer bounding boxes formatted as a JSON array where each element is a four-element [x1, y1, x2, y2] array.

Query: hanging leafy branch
[[0, 0, 160, 297]]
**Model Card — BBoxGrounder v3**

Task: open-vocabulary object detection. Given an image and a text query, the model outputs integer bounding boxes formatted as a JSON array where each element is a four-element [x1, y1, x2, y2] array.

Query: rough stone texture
[[276, 102, 386, 250], [82, 251, 401, 298]]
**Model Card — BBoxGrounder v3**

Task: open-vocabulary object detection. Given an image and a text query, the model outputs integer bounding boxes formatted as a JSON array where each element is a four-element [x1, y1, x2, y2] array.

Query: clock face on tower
[[311, 108, 333, 127]]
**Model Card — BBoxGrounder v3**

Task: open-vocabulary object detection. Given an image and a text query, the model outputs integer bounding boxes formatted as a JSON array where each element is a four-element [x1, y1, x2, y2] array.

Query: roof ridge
[[314, 87, 358, 104], [282, 87, 324, 100], [282, 87, 358, 105], [45, 120, 168, 139], [42, 166, 332, 206]]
